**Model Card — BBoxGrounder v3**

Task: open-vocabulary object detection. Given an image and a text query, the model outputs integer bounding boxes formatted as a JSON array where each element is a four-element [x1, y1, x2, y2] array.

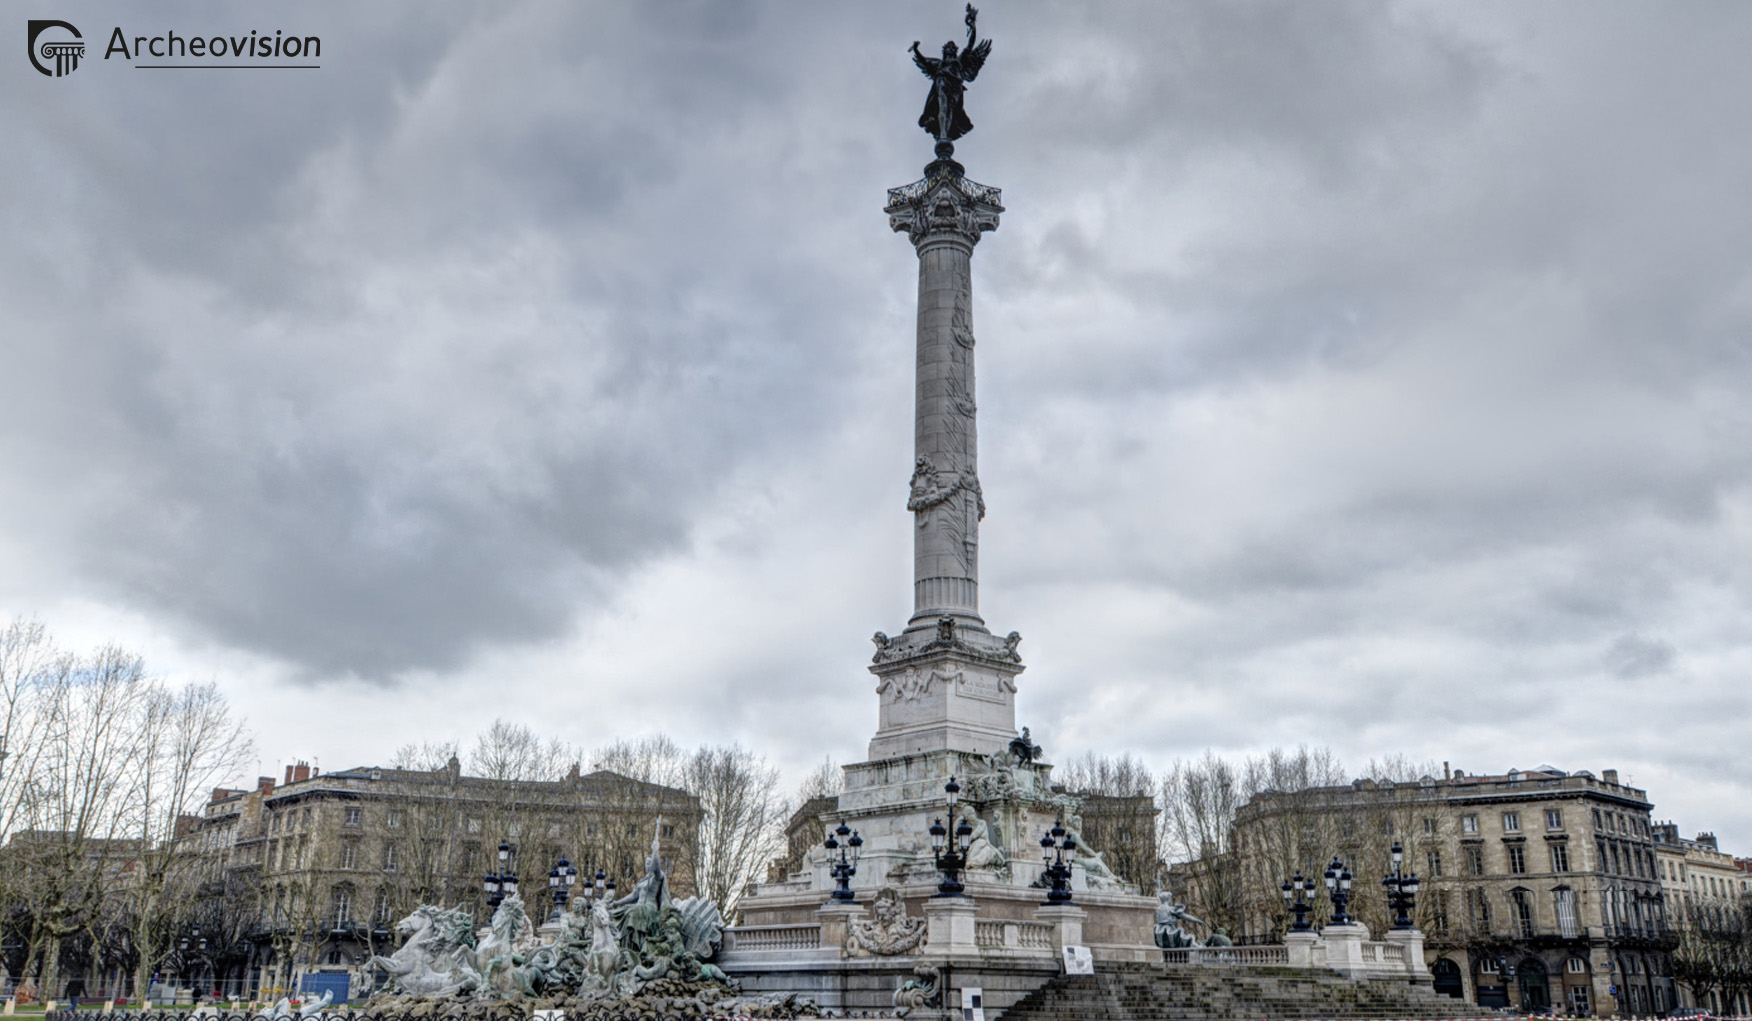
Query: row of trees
[[1670, 900, 1752, 1015], [388, 726, 788, 917], [0, 616, 252, 999]]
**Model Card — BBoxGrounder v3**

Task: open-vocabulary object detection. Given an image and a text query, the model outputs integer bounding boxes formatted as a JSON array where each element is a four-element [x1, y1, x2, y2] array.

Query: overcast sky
[[5, 2, 1750, 851]]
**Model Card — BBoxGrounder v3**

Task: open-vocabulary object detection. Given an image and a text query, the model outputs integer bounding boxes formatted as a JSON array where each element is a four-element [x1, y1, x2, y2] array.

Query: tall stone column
[[887, 166, 1003, 626], [864, 163, 1019, 761]]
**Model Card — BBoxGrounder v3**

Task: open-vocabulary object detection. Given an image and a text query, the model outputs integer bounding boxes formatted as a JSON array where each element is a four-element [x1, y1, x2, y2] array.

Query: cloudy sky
[[5, 2, 1750, 849]]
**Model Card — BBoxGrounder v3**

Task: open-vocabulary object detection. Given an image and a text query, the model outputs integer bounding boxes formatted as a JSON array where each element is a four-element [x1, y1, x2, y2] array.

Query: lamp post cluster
[[1038, 820, 1075, 904], [1280, 845, 1421, 932], [1382, 842, 1422, 929], [484, 839, 618, 922], [928, 777, 974, 898], [825, 821, 864, 902]]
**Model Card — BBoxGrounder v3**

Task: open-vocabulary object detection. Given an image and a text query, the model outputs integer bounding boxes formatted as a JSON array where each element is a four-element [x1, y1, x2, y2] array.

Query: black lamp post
[[1381, 842, 1422, 929], [928, 777, 974, 897], [483, 841, 518, 910], [1281, 873, 1316, 931], [825, 821, 864, 902], [579, 866, 616, 910], [1322, 855, 1354, 925], [547, 857, 577, 919], [1038, 820, 1076, 904], [175, 927, 208, 999]]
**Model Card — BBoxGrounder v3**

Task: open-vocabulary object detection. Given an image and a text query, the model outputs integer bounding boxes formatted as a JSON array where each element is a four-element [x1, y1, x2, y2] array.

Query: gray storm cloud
[[3, 2, 1751, 844]]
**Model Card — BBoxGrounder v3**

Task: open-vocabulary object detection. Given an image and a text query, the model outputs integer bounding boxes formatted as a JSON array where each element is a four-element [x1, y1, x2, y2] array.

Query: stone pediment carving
[[845, 887, 928, 957]]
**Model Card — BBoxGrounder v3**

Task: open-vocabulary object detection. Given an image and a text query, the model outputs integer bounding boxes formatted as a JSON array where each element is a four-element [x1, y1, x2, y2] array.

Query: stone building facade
[[1172, 766, 1681, 1017], [190, 758, 700, 1001], [1654, 824, 1751, 1015]]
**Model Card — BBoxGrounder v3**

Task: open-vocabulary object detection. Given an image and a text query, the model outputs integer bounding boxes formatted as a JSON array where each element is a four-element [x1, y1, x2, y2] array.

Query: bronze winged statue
[[911, 4, 992, 144]]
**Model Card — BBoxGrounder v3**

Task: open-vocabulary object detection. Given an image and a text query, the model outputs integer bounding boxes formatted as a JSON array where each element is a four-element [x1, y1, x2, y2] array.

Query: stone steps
[[998, 963, 1478, 1021]]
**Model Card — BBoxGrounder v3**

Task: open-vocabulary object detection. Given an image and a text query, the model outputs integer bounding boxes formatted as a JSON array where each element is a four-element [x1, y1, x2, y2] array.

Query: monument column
[[887, 161, 1003, 626]]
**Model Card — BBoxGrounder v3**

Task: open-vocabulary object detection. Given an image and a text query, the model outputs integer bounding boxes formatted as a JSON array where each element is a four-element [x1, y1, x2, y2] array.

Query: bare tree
[[125, 682, 253, 1002], [683, 745, 785, 918], [1057, 752, 1160, 892]]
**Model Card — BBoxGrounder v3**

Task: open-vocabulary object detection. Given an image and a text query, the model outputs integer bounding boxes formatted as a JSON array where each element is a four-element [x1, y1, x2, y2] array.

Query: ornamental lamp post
[[1039, 820, 1075, 905], [929, 777, 974, 897], [548, 857, 577, 919], [1323, 855, 1354, 925], [483, 840, 518, 911], [1281, 872, 1316, 931], [825, 820, 864, 903], [1381, 842, 1422, 929]]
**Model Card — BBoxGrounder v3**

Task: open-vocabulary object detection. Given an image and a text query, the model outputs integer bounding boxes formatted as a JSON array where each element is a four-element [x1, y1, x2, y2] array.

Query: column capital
[[886, 171, 1003, 249]]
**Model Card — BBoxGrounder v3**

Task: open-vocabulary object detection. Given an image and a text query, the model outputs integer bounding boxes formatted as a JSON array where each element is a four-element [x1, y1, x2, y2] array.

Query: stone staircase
[[998, 962, 1479, 1021]]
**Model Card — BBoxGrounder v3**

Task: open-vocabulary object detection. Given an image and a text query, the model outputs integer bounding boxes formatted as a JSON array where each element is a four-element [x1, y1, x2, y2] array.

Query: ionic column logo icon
[[28, 20, 83, 77]]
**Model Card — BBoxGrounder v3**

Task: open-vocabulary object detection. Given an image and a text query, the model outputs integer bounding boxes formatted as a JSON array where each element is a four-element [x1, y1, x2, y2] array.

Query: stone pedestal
[[1285, 929, 1321, 969], [1384, 927, 1430, 984], [815, 900, 868, 956], [923, 897, 981, 957], [1035, 904, 1087, 953], [1321, 922, 1369, 974]]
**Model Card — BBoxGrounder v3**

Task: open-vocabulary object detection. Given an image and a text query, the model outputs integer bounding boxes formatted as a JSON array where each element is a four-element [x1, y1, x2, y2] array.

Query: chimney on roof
[[284, 764, 293, 785], [258, 776, 275, 796], [1698, 832, 1719, 850], [291, 761, 312, 783], [1443, 761, 1451, 780], [210, 787, 229, 805], [567, 762, 581, 782], [1602, 769, 1620, 785]]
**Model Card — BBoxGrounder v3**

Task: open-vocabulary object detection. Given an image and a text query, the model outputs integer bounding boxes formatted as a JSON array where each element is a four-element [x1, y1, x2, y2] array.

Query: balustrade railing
[[1162, 946, 1291, 966], [722, 923, 822, 952]]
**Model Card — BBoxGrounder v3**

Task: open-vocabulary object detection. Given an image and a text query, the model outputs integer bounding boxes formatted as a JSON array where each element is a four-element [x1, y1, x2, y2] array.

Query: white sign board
[[1062, 944, 1095, 974], [959, 985, 985, 1021]]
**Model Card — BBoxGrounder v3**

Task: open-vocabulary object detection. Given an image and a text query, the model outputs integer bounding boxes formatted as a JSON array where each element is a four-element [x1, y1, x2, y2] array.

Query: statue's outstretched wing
[[961, 36, 992, 80], [911, 42, 938, 78]]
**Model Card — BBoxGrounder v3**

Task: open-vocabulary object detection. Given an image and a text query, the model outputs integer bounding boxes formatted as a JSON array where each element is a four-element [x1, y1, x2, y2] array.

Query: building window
[[331, 887, 352, 929], [345, 807, 362, 827], [460, 842, 478, 872], [1502, 812, 1521, 833], [1433, 890, 1450, 932], [1479, 955, 1499, 975], [1551, 843, 1570, 872], [661, 824, 676, 838], [373, 888, 391, 925], [1508, 844, 1527, 874], [1465, 845, 1485, 876], [1593, 808, 1603, 829], [1546, 809, 1563, 830], [340, 841, 357, 870], [1555, 887, 1579, 938], [1464, 889, 1492, 931], [383, 843, 399, 872], [1423, 817, 1438, 836], [1427, 850, 1444, 877], [386, 809, 403, 829], [1461, 814, 1478, 834], [1610, 843, 1622, 874], [1510, 888, 1535, 936], [1566, 955, 1587, 974]]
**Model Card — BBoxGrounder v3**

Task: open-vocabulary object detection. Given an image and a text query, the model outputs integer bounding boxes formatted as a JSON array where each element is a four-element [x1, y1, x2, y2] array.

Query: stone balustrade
[[723, 923, 822, 953], [971, 919, 1057, 953], [1162, 946, 1291, 966], [1164, 926, 1430, 985]]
